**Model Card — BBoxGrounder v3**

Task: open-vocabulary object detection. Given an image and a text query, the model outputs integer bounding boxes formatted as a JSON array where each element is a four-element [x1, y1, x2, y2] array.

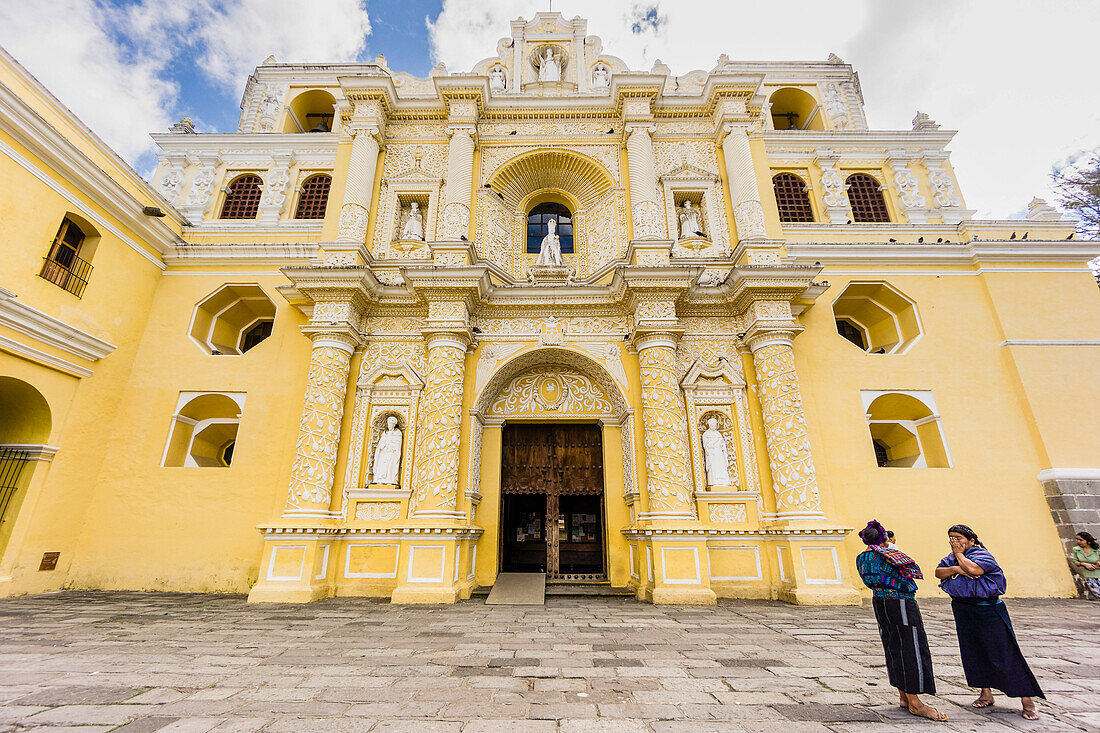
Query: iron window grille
[[219, 175, 263, 219], [846, 173, 891, 223], [772, 173, 814, 222], [294, 174, 332, 219]]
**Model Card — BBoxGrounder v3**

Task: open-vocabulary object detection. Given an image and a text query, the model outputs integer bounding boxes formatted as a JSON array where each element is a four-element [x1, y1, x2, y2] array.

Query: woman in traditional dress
[[935, 524, 1044, 720], [855, 520, 947, 722], [1071, 531, 1100, 599]]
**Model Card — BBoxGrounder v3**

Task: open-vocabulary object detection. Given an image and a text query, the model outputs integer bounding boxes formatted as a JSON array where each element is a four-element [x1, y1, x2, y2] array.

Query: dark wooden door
[[500, 423, 605, 581]]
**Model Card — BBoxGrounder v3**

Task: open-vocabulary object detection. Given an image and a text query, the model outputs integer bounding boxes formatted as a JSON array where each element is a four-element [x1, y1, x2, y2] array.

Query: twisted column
[[635, 333, 694, 518], [720, 124, 767, 239], [439, 126, 475, 239], [746, 331, 824, 519], [625, 124, 663, 238], [408, 332, 469, 519], [283, 331, 356, 516], [335, 126, 381, 242]]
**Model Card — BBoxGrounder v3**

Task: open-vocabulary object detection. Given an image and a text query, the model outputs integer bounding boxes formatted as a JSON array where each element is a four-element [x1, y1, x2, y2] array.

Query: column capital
[[301, 327, 361, 353]]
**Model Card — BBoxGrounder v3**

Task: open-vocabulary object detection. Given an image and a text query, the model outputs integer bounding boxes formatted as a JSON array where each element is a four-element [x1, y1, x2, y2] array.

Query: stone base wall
[[1041, 475, 1100, 597]]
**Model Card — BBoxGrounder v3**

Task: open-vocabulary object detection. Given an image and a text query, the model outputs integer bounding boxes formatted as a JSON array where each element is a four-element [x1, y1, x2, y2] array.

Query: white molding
[[659, 546, 702, 585], [785, 242, 1097, 268], [0, 288, 116, 361], [0, 444, 60, 461], [406, 545, 447, 583], [266, 545, 306, 581], [776, 546, 790, 583], [344, 542, 399, 579], [798, 545, 843, 585], [163, 243, 316, 268], [708, 545, 763, 582], [1037, 468, 1100, 482], [1001, 340, 1100, 347], [0, 334, 91, 377], [314, 544, 330, 580]]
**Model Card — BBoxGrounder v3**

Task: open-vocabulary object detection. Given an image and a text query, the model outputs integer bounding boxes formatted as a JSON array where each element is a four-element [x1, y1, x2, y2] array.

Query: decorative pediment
[[660, 163, 720, 184], [357, 361, 425, 392], [681, 359, 746, 390], [386, 167, 442, 185]]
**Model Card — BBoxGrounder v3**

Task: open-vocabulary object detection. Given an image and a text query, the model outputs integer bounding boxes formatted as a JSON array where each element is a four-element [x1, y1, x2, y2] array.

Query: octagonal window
[[189, 284, 276, 355], [831, 281, 921, 354]]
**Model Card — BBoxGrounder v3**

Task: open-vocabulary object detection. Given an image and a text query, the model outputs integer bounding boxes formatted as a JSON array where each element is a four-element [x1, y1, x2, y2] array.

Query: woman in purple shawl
[[935, 524, 1044, 720], [855, 520, 946, 722]]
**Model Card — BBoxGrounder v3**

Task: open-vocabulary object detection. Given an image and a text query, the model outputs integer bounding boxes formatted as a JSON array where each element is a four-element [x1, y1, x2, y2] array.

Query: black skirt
[[873, 596, 936, 695], [950, 599, 1045, 698]]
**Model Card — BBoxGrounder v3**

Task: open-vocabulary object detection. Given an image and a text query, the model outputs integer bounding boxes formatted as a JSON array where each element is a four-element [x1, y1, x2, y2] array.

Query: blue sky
[[1, 0, 1099, 221]]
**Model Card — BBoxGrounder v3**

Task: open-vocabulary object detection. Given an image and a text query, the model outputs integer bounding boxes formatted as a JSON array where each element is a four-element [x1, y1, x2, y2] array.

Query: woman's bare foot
[[908, 703, 948, 722], [1021, 699, 1039, 720], [899, 692, 909, 708], [971, 692, 994, 709]]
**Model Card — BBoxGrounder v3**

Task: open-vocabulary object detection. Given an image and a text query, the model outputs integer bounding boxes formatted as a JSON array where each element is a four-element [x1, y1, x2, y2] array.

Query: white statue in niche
[[592, 62, 610, 89], [678, 200, 704, 239], [535, 216, 563, 266], [400, 201, 424, 241], [489, 66, 507, 92], [537, 47, 562, 82], [372, 416, 403, 485], [701, 417, 732, 487]]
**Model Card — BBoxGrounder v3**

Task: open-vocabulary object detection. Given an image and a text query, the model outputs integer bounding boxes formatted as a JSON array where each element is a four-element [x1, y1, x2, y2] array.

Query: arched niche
[[0, 377, 52, 445], [283, 89, 337, 133], [769, 87, 824, 131]]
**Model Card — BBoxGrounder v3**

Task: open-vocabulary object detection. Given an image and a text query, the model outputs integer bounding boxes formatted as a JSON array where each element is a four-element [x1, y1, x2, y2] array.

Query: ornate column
[[742, 302, 824, 521], [718, 123, 767, 239], [334, 124, 381, 246], [438, 125, 476, 239], [625, 123, 664, 239], [408, 300, 471, 521], [283, 322, 360, 517]]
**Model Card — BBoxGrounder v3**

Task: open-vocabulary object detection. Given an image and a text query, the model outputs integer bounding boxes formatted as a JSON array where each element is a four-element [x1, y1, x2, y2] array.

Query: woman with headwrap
[[855, 520, 947, 722], [935, 524, 1044, 720]]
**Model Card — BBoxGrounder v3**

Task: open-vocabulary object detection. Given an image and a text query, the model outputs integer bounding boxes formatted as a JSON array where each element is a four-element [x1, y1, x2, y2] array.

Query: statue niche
[[370, 414, 404, 486], [531, 45, 567, 84]]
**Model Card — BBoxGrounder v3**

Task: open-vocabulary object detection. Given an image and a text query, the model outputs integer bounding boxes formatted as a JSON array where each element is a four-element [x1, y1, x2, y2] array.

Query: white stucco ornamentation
[[637, 339, 695, 515], [927, 165, 962, 208], [709, 504, 747, 523], [158, 166, 182, 205], [750, 340, 823, 517], [821, 82, 851, 130], [285, 338, 355, 514], [891, 163, 927, 209], [820, 162, 849, 208], [337, 203, 370, 241], [487, 369, 614, 418], [355, 502, 401, 521], [409, 337, 467, 515]]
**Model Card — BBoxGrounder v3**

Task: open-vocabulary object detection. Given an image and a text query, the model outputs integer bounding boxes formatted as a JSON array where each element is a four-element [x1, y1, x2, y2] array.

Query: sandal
[[1022, 705, 1039, 720], [908, 705, 948, 722], [971, 697, 994, 709]]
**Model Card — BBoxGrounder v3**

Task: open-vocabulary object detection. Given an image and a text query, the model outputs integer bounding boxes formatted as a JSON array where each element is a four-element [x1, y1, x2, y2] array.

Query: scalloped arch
[[487, 148, 616, 211]]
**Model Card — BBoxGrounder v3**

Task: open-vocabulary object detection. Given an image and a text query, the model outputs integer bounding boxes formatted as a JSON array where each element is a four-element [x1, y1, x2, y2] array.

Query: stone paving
[[0, 592, 1098, 732]]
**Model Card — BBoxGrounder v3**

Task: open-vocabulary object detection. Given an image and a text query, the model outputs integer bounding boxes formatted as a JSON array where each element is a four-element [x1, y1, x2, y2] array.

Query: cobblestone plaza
[[1, 593, 1097, 732]]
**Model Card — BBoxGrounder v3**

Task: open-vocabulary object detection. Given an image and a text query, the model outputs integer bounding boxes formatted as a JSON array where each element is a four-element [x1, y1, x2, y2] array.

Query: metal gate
[[0, 447, 30, 528]]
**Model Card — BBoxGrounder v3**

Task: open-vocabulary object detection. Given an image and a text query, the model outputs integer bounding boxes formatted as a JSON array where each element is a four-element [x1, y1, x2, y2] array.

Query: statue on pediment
[[592, 62, 610, 89], [678, 200, 704, 239], [489, 65, 507, 92], [537, 47, 563, 82], [400, 202, 424, 241]]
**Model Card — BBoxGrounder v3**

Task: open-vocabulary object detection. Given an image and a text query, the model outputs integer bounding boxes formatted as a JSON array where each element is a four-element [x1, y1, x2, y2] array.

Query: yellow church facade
[[1, 13, 1097, 605]]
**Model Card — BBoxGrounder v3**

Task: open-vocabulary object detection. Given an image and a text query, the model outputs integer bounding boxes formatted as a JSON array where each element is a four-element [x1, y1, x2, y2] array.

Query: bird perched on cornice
[[917, 236, 924, 243], [1010, 232, 1017, 239], [1021, 232, 1028, 240]]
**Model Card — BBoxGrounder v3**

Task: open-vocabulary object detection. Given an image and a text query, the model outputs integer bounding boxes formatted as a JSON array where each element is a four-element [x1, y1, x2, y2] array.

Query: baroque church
[[1, 13, 1097, 605]]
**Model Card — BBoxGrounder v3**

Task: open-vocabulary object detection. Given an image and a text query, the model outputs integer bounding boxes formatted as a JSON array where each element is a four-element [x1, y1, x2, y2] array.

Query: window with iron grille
[[39, 218, 93, 298], [219, 174, 263, 219], [0, 447, 30, 529], [294, 174, 332, 219], [846, 173, 890, 223], [772, 173, 814, 222]]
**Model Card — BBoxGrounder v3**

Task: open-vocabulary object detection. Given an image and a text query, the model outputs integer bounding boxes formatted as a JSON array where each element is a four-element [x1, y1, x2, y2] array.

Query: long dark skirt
[[872, 596, 936, 695], [950, 599, 1045, 698]]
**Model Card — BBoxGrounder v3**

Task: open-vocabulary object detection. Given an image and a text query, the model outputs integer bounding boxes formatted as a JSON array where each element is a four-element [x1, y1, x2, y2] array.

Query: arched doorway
[[471, 347, 636, 586], [0, 377, 53, 559]]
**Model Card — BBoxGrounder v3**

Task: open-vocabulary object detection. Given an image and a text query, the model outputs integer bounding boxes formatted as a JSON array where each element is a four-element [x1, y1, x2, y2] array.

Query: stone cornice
[[784, 241, 1100, 268], [0, 286, 116, 362]]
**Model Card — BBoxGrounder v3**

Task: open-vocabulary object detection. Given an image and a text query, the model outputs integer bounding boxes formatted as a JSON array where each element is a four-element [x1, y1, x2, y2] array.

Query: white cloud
[[0, 0, 372, 167], [0, 0, 176, 162], [428, 0, 1100, 219]]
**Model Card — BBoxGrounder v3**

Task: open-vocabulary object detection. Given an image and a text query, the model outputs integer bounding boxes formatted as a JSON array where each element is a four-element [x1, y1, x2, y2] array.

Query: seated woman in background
[[855, 520, 947, 722], [936, 524, 1044, 720], [1071, 531, 1100, 599]]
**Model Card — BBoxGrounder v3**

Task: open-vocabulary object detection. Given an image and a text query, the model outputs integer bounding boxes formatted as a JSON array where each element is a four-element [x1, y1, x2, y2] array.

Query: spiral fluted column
[[439, 125, 475, 239], [635, 333, 695, 518], [625, 124, 664, 239], [335, 126, 381, 243]]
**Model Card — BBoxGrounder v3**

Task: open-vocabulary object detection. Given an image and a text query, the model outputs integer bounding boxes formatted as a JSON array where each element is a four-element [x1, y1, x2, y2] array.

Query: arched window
[[846, 173, 890, 223], [220, 174, 263, 219], [294, 174, 332, 219], [161, 392, 244, 467], [40, 217, 93, 297], [863, 391, 951, 468], [526, 202, 574, 254], [772, 173, 814, 222]]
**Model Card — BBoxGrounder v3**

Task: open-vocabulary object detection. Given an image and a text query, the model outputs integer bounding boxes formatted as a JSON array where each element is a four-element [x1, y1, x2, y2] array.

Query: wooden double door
[[499, 423, 606, 581]]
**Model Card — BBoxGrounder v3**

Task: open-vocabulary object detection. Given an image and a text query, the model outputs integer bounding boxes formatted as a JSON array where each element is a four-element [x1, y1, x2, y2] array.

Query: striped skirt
[[873, 596, 936, 695]]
